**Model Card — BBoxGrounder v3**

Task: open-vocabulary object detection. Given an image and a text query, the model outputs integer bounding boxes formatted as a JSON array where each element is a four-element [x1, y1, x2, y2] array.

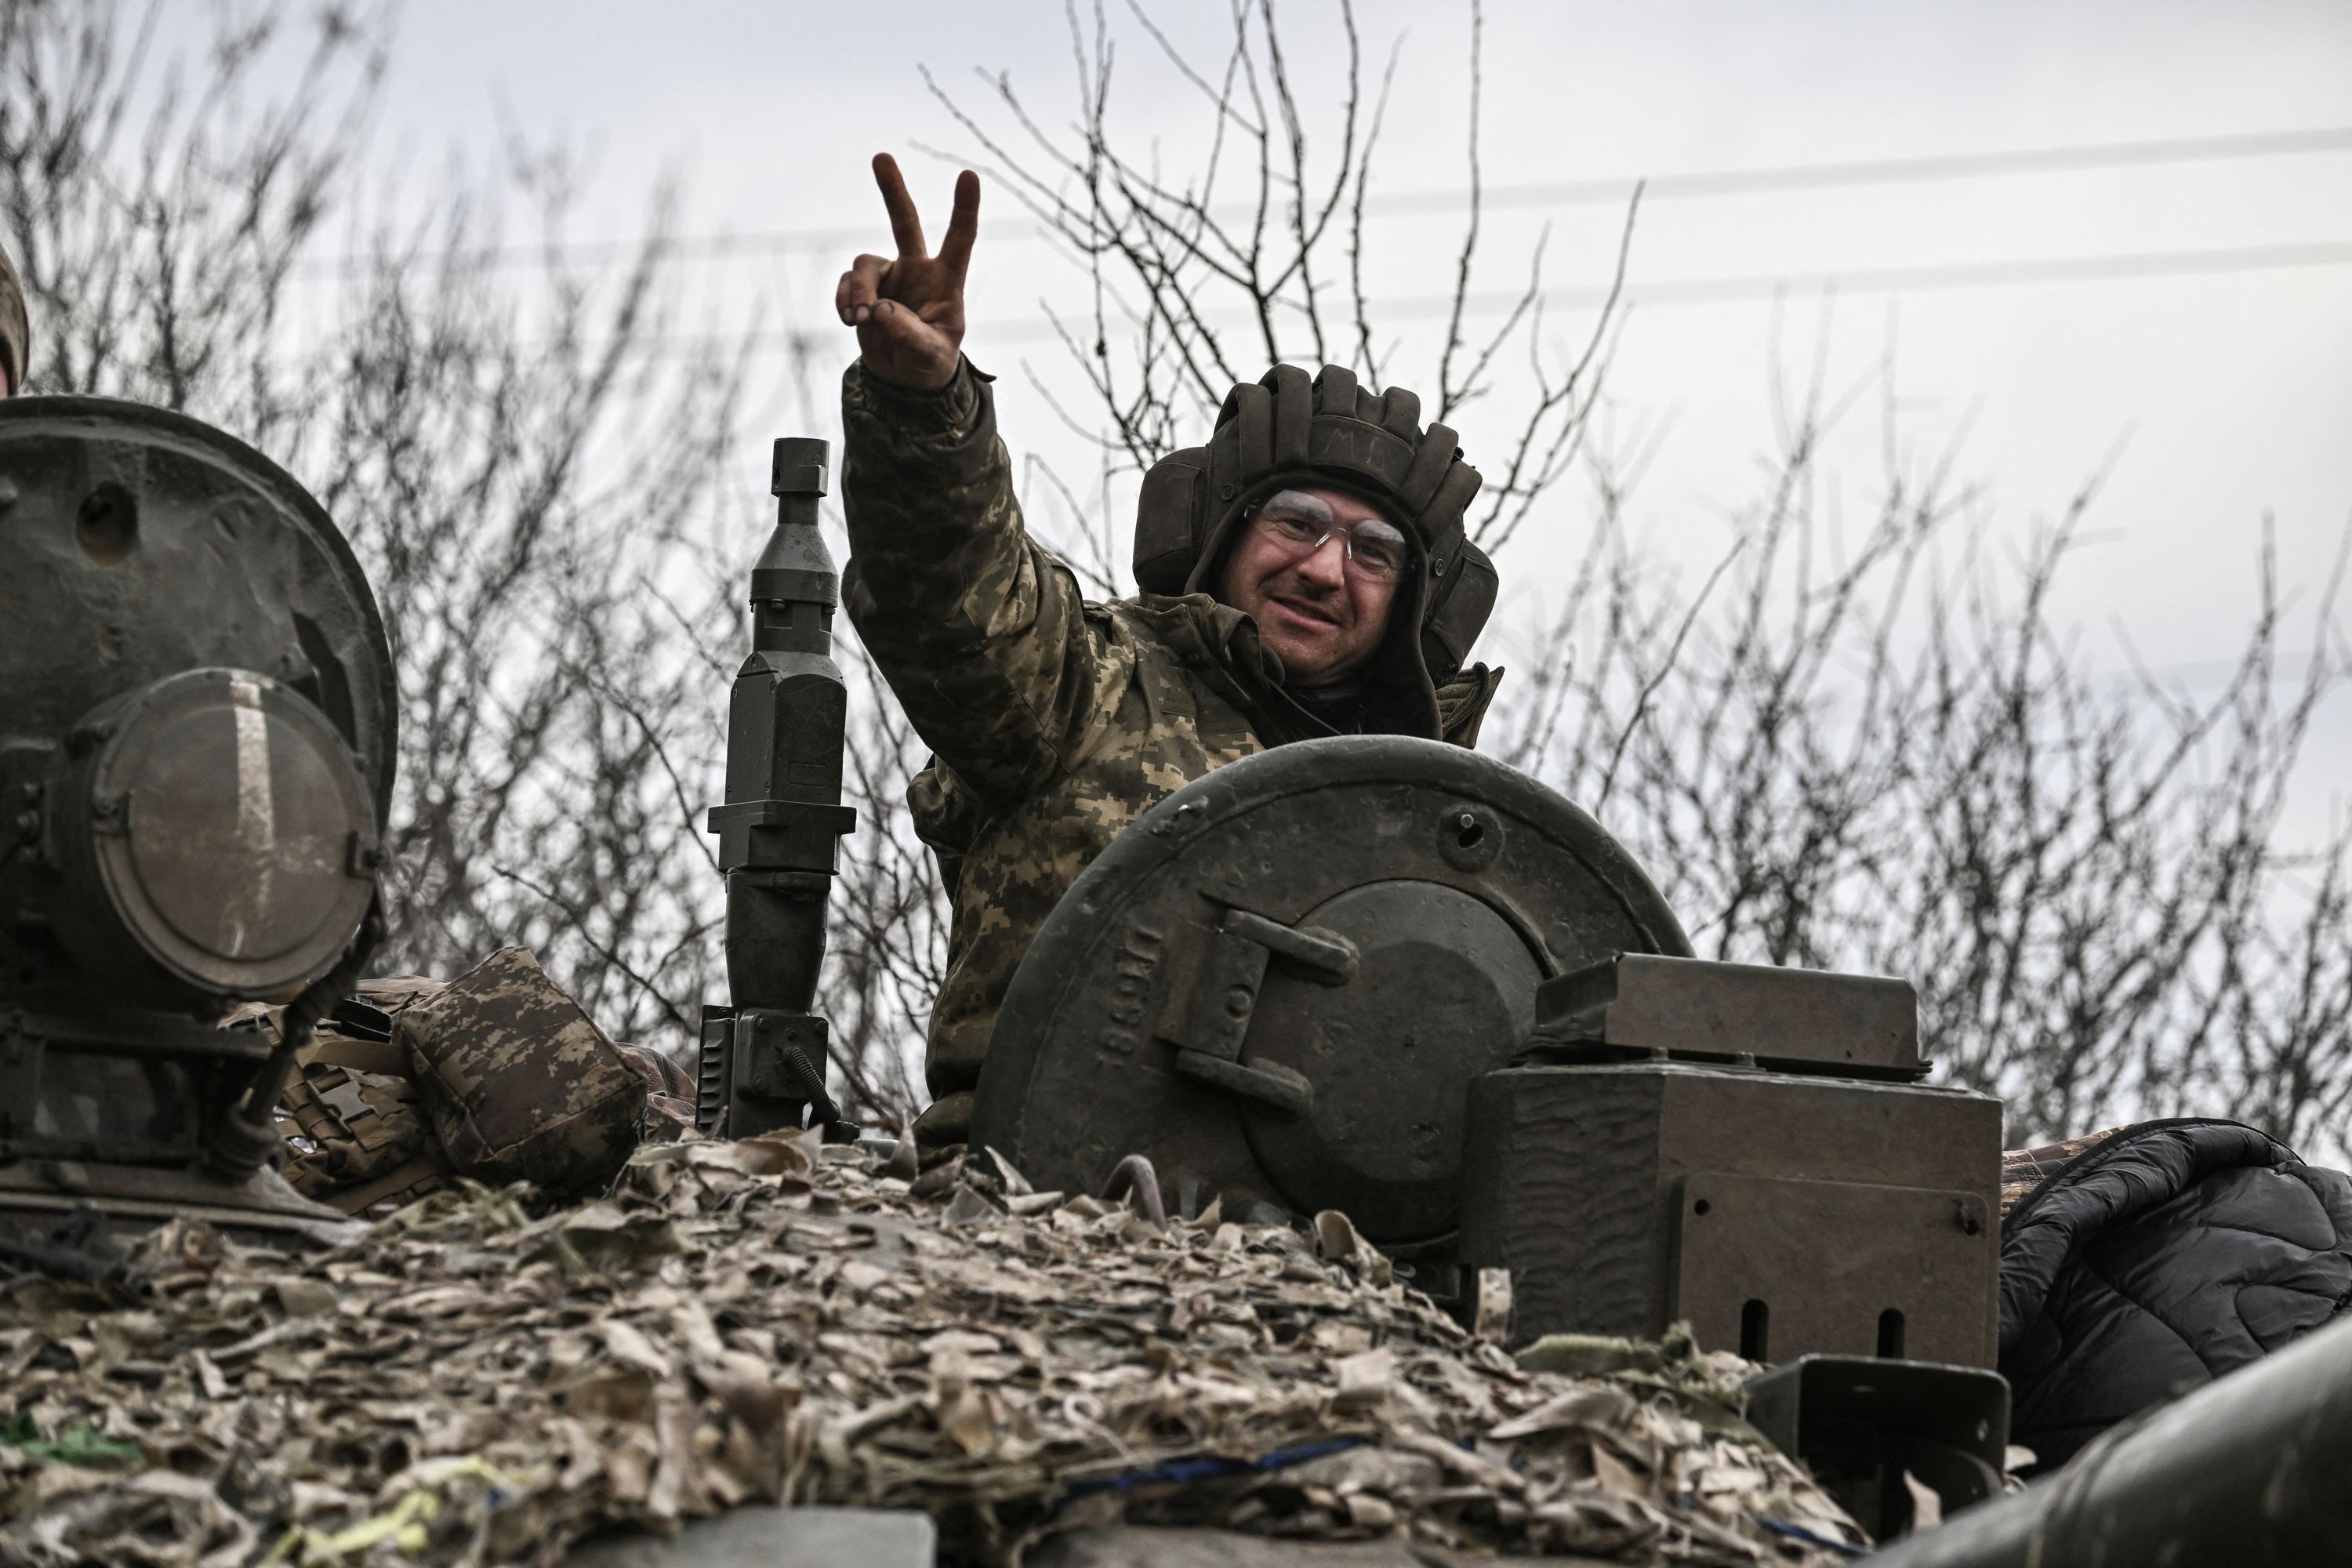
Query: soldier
[[836, 156, 1504, 1151], [2, 234, 27, 395]]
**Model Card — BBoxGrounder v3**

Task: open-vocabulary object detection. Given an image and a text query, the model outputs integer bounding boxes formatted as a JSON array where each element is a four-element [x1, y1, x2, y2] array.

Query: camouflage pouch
[[283, 1063, 426, 1187], [396, 946, 646, 1194], [281, 1062, 453, 1214], [242, 988, 457, 1214]]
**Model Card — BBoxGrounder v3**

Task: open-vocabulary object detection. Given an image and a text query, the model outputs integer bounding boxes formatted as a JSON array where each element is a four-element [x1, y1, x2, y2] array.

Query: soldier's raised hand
[[837, 154, 978, 392]]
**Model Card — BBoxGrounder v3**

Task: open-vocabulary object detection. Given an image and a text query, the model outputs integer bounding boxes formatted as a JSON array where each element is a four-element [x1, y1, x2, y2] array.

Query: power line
[[290, 124, 2352, 280], [1398, 124, 2352, 216], [637, 238, 2352, 357], [1441, 238, 2352, 315]]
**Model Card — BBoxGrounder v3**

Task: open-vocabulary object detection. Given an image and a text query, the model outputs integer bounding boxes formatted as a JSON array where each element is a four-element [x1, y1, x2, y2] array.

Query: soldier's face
[[1215, 485, 1404, 686]]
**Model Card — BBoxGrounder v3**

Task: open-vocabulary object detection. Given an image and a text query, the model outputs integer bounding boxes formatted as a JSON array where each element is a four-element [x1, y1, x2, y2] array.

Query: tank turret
[[0, 396, 394, 1243]]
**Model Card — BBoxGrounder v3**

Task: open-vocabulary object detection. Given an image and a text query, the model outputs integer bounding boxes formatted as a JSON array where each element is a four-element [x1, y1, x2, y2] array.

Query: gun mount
[[699, 437, 857, 1139]]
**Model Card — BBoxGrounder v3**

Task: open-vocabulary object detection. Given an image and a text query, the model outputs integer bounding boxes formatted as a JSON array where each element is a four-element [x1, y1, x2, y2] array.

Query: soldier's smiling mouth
[[1266, 594, 1343, 630]]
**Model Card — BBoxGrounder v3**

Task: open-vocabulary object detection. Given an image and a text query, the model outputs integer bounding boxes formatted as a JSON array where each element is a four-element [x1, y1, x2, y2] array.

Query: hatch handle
[[1171, 1048, 1312, 1120], [1221, 908, 1359, 986]]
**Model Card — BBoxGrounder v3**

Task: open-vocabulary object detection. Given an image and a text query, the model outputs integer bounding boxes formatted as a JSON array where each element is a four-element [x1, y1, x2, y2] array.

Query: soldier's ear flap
[[1421, 460, 1481, 536], [1134, 445, 1210, 596], [1399, 422, 1460, 514], [1422, 539, 1498, 681]]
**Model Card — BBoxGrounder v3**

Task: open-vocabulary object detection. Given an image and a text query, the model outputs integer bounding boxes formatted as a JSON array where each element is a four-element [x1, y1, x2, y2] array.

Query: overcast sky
[[196, 0, 2352, 833]]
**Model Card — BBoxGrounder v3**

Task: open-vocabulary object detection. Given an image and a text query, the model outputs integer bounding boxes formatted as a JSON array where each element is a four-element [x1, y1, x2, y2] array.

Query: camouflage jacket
[[840, 361, 1501, 1146]]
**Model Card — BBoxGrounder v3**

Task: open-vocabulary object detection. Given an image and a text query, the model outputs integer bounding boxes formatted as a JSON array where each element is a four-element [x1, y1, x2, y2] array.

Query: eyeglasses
[[1246, 491, 1411, 582]]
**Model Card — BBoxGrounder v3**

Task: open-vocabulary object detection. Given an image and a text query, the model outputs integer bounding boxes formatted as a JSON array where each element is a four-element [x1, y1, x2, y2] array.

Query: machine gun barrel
[[699, 437, 858, 1138], [1858, 1311, 2352, 1566]]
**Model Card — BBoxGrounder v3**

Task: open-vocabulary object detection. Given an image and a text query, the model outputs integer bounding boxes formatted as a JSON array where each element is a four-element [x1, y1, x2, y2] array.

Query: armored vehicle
[[9, 404, 2340, 1564]]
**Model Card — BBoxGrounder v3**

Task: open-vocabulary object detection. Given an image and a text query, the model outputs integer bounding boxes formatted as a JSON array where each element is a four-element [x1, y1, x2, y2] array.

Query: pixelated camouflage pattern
[[2001, 1125, 2128, 1217], [840, 361, 1501, 1147], [354, 975, 448, 1014], [247, 969, 673, 1210], [395, 946, 647, 1193]]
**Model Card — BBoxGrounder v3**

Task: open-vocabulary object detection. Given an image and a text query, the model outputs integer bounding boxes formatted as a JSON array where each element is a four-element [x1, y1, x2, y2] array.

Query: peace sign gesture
[[836, 153, 980, 393]]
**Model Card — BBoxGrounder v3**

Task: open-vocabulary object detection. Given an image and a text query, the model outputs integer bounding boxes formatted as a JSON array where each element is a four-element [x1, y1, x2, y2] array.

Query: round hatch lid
[[971, 735, 1691, 1246], [54, 667, 379, 999]]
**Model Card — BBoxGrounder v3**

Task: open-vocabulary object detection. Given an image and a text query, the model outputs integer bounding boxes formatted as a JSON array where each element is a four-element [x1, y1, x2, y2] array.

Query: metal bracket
[[1159, 901, 1357, 1120], [1219, 906, 1359, 985], [1669, 1171, 1994, 1366], [1744, 1355, 2010, 1540], [698, 1005, 836, 1138], [705, 799, 858, 875], [1171, 1049, 1313, 1119]]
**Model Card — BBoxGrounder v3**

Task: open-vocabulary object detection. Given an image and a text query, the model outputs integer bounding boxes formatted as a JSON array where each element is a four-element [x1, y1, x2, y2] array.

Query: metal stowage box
[[1458, 955, 2003, 1367]]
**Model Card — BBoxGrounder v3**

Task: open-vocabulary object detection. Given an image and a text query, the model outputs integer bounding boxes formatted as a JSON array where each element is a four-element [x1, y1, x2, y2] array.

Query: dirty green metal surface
[[971, 734, 1692, 1271], [1857, 1312, 2352, 1566], [0, 396, 396, 819]]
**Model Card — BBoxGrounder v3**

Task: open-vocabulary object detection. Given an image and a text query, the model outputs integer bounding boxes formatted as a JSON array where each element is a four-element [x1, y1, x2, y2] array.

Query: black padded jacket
[[1997, 1117, 2352, 1468]]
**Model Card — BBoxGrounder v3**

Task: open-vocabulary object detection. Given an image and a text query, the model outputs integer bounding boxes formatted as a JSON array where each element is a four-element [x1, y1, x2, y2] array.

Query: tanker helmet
[[1133, 364, 1499, 718], [1, 235, 28, 394]]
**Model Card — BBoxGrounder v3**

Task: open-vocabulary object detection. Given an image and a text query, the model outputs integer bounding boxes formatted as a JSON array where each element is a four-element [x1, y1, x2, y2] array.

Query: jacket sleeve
[[839, 358, 1112, 806]]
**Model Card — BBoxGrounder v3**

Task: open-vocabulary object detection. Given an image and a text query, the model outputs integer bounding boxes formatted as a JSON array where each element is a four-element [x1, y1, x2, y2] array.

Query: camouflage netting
[[0, 1135, 1862, 1566]]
